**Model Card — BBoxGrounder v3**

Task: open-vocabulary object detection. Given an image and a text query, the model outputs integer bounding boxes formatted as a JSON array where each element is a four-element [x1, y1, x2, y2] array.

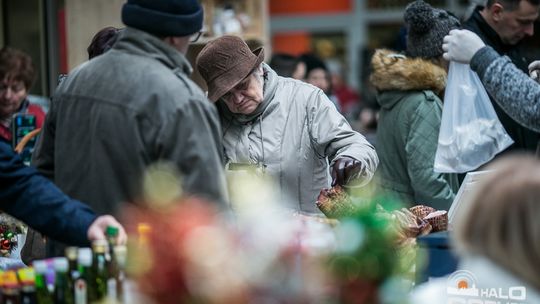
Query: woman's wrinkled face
[[0, 77, 27, 119], [222, 67, 264, 115]]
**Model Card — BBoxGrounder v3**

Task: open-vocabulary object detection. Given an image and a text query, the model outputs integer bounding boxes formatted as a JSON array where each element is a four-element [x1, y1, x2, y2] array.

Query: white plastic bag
[[434, 62, 513, 173]]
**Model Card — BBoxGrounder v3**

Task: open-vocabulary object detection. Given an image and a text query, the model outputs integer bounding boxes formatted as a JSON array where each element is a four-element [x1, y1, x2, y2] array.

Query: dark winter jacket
[[0, 141, 96, 246], [32, 27, 228, 216]]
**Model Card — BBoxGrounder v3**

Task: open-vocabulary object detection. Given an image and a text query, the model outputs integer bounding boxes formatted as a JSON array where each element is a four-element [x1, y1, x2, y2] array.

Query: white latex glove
[[442, 29, 486, 64], [529, 60, 540, 83], [87, 215, 128, 245]]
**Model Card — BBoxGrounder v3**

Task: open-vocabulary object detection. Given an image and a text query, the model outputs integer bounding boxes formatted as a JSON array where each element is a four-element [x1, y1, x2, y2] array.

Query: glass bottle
[[65, 247, 79, 281], [90, 240, 108, 302], [105, 226, 119, 259], [53, 257, 74, 304], [1, 271, 20, 304], [32, 261, 52, 304], [105, 226, 119, 300], [17, 268, 37, 304], [108, 245, 127, 303], [74, 248, 92, 304]]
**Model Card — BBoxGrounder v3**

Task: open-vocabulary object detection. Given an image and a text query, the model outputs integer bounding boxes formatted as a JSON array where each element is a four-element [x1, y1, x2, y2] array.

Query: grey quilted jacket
[[218, 64, 378, 214]]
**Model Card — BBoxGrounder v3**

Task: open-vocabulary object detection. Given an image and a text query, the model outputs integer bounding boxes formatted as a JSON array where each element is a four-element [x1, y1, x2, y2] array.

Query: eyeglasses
[[189, 31, 203, 43], [0, 81, 25, 94]]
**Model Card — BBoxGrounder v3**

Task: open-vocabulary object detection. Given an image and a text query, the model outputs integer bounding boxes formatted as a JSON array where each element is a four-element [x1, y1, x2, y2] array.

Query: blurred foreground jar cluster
[[0, 226, 127, 304]]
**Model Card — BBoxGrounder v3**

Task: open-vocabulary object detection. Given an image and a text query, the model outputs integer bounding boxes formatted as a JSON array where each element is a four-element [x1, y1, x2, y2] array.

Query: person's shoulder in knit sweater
[[471, 46, 540, 132]]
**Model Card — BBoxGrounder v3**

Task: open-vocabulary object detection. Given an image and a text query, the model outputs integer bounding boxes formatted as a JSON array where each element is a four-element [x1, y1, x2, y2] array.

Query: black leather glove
[[331, 157, 363, 187]]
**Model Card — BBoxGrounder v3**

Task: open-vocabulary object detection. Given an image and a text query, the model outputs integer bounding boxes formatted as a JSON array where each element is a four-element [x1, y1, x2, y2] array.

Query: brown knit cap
[[196, 35, 264, 102]]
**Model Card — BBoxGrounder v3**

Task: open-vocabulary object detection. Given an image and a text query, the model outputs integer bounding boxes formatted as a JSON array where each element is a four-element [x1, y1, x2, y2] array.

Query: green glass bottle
[[32, 260, 52, 304], [105, 226, 119, 258], [53, 257, 74, 304], [65, 247, 79, 281], [74, 248, 92, 304], [105, 226, 118, 301], [90, 240, 108, 302], [64, 246, 79, 303]]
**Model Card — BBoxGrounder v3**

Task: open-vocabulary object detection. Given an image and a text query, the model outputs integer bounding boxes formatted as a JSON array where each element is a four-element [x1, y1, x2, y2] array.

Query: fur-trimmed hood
[[370, 49, 447, 93]]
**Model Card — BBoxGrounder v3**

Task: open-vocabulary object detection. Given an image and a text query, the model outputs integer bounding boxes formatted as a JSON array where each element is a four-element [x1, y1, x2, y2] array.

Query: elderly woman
[[411, 155, 540, 302], [0, 47, 44, 145], [196, 36, 378, 214]]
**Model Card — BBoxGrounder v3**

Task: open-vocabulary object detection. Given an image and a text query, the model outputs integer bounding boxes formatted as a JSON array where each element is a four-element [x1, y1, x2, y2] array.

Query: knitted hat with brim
[[122, 0, 203, 37], [196, 35, 265, 102]]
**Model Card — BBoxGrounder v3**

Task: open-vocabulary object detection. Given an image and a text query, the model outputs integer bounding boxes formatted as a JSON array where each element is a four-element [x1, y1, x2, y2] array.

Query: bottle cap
[[32, 260, 48, 274], [53, 257, 69, 272], [2, 271, 18, 288], [17, 267, 35, 285], [77, 248, 92, 267], [92, 239, 108, 253], [65, 246, 78, 260], [106, 226, 119, 237], [113, 245, 128, 267]]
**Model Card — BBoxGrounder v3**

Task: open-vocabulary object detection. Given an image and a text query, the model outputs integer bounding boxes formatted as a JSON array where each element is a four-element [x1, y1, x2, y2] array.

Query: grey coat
[[471, 46, 540, 132], [33, 27, 228, 216], [218, 64, 378, 214]]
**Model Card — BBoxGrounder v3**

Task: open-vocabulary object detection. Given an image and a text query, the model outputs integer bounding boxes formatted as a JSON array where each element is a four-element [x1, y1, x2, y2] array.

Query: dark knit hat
[[404, 0, 460, 58], [121, 0, 203, 37]]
